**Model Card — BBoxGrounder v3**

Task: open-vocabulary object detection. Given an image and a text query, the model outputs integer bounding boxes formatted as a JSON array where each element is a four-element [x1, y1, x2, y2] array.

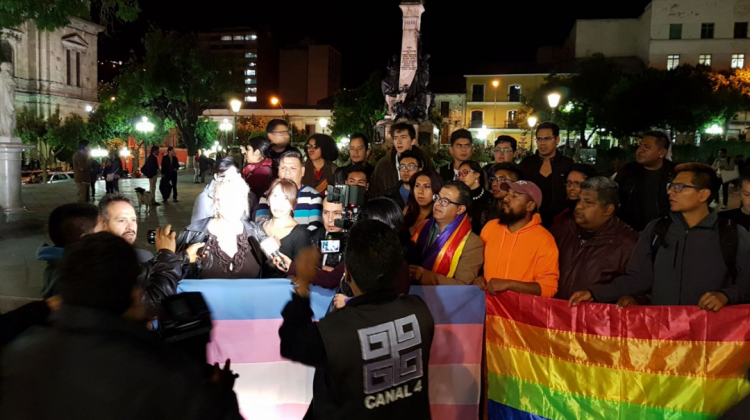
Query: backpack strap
[[650, 215, 672, 264], [718, 218, 739, 284]]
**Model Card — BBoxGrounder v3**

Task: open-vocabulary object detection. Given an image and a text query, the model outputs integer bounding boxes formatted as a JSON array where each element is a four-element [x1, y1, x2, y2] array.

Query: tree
[[194, 116, 218, 151], [0, 0, 139, 32], [116, 28, 234, 158], [236, 115, 268, 144], [330, 72, 387, 142], [16, 107, 80, 183]]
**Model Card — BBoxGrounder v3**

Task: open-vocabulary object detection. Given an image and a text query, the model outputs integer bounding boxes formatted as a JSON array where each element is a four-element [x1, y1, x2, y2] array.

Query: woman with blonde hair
[[177, 176, 265, 279]]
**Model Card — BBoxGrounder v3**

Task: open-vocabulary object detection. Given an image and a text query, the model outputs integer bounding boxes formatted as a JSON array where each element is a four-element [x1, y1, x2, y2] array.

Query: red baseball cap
[[500, 180, 543, 208]]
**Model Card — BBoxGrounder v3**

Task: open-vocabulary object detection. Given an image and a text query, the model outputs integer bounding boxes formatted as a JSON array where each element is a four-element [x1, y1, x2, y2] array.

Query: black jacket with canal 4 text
[[280, 291, 434, 420]]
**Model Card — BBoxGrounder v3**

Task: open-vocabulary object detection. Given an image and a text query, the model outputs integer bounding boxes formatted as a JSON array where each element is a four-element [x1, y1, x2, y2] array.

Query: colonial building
[[1, 18, 103, 118], [203, 107, 332, 138], [434, 93, 466, 144], [562, 0, 750, 71], [464, 73, 549, 150]]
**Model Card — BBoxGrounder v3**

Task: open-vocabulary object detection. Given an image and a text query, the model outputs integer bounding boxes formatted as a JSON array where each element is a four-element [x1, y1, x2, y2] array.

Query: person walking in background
[[199, 149, 210, 184], [89, 158, 101, 202], [161, 147, 179, 203], [72, 140, 92, 203], [713, 148, 737, 210], [103, 158, 113, 194], [141, 146, 160, 206], [109, 154, 123, 192], [193, 150, 201, 183]]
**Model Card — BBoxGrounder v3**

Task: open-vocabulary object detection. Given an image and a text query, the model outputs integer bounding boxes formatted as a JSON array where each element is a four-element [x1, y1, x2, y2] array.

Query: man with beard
[[481, 163, 522, 224], [475, 180, 559, 297]]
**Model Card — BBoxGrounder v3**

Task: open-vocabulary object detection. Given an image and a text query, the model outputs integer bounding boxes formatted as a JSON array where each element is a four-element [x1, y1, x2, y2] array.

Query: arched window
[[507, 110, 518, 128], [508, 85, 521, 102]]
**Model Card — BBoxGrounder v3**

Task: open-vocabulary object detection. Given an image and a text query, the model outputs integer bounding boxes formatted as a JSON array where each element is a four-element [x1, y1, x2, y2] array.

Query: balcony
[[508, 94, 521, 102], [505, 121, 519, 129], [470, 120, 484, 129]]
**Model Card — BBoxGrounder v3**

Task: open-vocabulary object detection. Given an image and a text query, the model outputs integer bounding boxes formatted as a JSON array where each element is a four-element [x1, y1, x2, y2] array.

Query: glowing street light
[[84, 104, 93, 113], [229, 99, 242, 147], [706, 124, 723, 135], [220, 118, 232, 148], [135, 116, 154, 134], [271, 96, 286, 120], [527, 116, 538, 129], [320, 118, 329, 134], [547, 93, 562, 122], [119, 148, 130, 158], [478, 124, 491, 142], [527, 116, 538, 153]]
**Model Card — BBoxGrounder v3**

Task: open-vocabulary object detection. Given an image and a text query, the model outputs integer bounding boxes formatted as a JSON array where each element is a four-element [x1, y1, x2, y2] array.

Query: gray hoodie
[[590, 212, 750, 306]]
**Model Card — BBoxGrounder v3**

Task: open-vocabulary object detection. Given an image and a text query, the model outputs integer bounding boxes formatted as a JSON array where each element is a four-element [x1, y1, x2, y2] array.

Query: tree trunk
[[579, 106, 589, 148]]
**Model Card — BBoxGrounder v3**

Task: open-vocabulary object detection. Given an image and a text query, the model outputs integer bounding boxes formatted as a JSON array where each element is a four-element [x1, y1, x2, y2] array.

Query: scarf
[[411, 213, 472, 277]]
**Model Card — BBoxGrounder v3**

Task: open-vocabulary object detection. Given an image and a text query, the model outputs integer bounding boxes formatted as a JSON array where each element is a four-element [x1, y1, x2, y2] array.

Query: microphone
[[258, 233, 288, 271]]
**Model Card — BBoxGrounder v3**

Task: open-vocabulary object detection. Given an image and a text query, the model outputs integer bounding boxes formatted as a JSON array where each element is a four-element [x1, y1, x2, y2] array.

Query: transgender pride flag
[[178, 279, 485, 420]]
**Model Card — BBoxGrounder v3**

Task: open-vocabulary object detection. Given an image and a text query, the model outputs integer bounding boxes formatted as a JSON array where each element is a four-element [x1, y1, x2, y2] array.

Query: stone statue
[[0, 62, 16, 137]]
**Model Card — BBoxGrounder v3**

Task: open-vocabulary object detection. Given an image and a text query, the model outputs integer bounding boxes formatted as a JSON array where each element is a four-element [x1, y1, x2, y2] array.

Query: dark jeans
[[162, 173, 178, 201], [722, 182, 730, 206], [105, 181, 113, 194], [90, 178, 96, 200]]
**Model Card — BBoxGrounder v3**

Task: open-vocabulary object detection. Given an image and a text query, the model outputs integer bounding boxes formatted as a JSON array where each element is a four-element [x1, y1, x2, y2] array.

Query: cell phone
[[147, 229, 157, 244], [320, 239, 340, 254]]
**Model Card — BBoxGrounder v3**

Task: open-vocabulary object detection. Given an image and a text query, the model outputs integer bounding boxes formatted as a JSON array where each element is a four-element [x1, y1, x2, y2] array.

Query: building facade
[[279, 44, 341, 107], [2, 18, 103, 119], [434, 93, 466, 144], [197, 27, 278, 107], [565, 0, 750, 71], [463, 73, 548, 149], [203, 108, 332, 138]]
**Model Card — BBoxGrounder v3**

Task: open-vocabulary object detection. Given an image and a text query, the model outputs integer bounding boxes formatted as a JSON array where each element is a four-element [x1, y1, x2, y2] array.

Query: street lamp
[[547, 93, 561, 122], [135, 116, 154, 175], [219, 118, 232, 148], [491, 80, 500, 138], [320, 118, 328, 134], [230, 99, 242, 148], [84, 105, 93, 113], [271, 96, 286, 120], [527, 116, 538, 153]]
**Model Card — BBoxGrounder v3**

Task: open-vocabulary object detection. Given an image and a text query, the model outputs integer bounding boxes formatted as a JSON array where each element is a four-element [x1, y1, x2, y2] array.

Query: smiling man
[[570, 163, 750, 311], [370, 123, 432, 195]]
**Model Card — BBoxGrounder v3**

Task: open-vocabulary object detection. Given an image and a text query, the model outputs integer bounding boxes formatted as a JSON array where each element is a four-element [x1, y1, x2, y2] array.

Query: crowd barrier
[[178, 280, 486, 420], [178, 280, 750, 420]]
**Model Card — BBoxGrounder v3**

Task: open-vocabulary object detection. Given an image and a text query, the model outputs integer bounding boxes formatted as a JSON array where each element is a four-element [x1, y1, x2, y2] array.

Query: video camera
[[326, 184, 367, 230], [156, 292, 213, 365]]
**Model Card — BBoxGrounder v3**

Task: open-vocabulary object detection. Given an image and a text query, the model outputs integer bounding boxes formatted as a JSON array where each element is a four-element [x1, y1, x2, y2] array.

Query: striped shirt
[[254, 185, 323, 232]]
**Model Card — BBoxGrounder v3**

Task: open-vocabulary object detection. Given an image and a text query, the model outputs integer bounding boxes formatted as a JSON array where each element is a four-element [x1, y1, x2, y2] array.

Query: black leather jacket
[[138, 249, 188, 306], [176, 217, 266, 279]]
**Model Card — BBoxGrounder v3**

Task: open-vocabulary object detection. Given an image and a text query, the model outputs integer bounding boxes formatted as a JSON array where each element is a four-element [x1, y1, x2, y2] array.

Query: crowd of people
[[3, 118, 750, 419]]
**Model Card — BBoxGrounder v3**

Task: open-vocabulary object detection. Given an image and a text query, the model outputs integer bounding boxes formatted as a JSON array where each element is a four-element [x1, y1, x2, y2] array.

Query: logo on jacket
[[358, 314, 424, 408]]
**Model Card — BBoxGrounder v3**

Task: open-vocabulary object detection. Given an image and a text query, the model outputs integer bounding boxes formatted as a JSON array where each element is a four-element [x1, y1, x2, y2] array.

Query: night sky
[[99, 0, 652, 88]]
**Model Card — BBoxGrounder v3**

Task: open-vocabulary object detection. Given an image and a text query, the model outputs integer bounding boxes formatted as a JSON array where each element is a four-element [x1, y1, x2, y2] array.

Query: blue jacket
[[37, 244, 64, 299]]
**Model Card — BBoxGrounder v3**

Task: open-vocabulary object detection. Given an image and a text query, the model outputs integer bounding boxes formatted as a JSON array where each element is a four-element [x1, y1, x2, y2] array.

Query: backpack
[[650, 215, 739, 282]]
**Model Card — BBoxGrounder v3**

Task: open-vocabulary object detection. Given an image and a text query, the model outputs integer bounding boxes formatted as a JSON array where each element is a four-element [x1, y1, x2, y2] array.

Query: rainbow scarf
[[486, 292, 750, 420], [411, 213, 472, 277]]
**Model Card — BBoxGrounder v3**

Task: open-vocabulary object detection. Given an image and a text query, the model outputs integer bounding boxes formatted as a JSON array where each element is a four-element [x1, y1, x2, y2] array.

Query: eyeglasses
[[494, 148, 513, 153], [536, 136, 556, 142], [305, 143, 319, 150], [490, 176, 510, 184], [453, 143, 472, 149], [566, 181, 583, 188], [398, 164, 421, 171], [433, 194, 462, 207], [458, 170, 476, 177], [667, 183, 699, 193]]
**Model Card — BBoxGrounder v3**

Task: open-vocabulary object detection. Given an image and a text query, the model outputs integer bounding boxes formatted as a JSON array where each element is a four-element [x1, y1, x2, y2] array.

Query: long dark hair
[[305, 134, 339, 162], [247, 136, 271, 159], [404, 169, 443, 230]]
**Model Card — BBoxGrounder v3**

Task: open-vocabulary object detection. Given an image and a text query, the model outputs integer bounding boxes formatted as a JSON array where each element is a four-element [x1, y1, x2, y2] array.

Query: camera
[[147, 229, 157, 244], [326, 184, 366, 230], [157, 292, 213, 365], [320, 239, 341, 254], [319, 231, 347, 268]]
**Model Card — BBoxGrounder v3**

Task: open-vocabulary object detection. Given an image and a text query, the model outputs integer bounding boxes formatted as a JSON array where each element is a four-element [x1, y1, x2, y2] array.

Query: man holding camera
[[98, 193, 203, 305], [280, 220, 434, 419]]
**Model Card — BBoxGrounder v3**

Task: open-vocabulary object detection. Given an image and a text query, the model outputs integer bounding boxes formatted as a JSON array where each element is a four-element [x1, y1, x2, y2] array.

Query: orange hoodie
[[480, 213, 559, 297]]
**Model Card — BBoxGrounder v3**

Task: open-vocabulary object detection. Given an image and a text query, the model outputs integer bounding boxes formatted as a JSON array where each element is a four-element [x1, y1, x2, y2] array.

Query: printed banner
[[178, 280, 485, 420], [486, 292, 750, 420]]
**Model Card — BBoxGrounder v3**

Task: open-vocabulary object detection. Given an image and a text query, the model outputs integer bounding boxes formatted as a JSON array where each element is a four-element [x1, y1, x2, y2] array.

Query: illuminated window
[[667, 54, 680, 70], [245, 96, 257, 102], [245, 34, 257, 40], [234, 35, 244, 41], [245, 53, 257, 58], [732, 54, 745, 69], [245, 78, 256, 85], [699, 54, 712, 66], [244, 70, 256, 76], [221, 35, 231, 41]]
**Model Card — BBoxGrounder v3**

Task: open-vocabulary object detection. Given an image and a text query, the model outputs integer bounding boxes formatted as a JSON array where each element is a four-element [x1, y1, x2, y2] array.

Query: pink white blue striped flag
[[178, 279, 485, 420]]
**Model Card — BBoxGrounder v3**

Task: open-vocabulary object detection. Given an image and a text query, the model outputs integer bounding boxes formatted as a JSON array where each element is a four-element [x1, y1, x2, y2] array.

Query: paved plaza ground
[[0, 171, 743, 312]]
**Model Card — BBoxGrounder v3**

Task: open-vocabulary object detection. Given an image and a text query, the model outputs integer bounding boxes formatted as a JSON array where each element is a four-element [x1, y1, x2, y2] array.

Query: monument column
[[398, 2, 425, 92], [0, 138, 31, 212]]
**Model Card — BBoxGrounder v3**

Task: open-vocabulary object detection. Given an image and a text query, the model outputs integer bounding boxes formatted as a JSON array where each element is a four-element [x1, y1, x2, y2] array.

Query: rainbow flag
[[486, 292, 750, 420], [178, 280, 485, 420]]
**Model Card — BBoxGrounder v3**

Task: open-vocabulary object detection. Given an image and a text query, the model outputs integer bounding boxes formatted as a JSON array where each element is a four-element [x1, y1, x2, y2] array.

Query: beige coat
[[419, 232, 484, 286]]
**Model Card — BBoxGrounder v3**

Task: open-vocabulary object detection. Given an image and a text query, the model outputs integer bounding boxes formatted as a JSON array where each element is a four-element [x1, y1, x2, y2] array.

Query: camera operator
[[98, 194, 204, 305], [282, 196, 348, 289], [0, 233, 242, 420], [280, 221, 434, 420]]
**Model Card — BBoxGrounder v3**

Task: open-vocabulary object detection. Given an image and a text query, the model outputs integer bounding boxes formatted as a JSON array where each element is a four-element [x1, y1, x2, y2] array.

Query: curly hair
[[306, 134, 339, 162]]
